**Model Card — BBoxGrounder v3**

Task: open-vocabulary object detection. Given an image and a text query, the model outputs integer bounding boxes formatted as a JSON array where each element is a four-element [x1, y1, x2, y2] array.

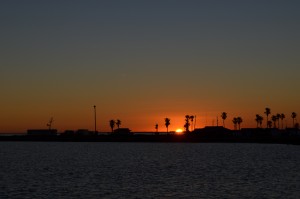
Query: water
[[0, 142, 299, 199]]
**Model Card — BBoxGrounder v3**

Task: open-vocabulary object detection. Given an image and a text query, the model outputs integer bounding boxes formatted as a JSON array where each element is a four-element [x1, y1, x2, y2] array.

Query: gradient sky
[[1, 0, 300, 133]]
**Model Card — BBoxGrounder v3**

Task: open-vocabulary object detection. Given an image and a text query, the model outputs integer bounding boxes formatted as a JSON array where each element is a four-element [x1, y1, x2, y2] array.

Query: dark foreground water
[[0, 142, 299, 199]]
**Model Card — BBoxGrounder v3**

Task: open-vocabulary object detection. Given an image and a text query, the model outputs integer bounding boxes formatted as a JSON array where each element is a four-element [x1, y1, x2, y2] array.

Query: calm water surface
[[0, 142, 299, 198]]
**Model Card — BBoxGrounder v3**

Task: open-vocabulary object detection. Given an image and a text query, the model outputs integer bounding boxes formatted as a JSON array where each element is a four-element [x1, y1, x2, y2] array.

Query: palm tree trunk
[[293, 119, 295, 128]]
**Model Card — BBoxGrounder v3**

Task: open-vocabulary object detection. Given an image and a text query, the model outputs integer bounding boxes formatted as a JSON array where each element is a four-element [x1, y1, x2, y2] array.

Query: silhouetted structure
[[76, 129, 94, 136], [27, 129, 57, 136], [93, 105, 97, 134], [63, 130, 75, 135], [193, 126, 231, 138], [1, 125, 299, 144], [113, 128, 132, 135]]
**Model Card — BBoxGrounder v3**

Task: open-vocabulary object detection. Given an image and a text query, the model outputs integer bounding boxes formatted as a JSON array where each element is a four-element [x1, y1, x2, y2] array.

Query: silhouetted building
[[63, 130, 75, 135], [113, 128, 132, 135], [285, 128, 300, 137], [76, 129, 94, 136], [193, 126, 231, 136], [240, 128, 273, 138], [27, 129, 57, 136]]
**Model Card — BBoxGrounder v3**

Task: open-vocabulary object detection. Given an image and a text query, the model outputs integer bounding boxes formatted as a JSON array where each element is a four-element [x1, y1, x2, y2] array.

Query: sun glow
[[175, 128, 183, 134]]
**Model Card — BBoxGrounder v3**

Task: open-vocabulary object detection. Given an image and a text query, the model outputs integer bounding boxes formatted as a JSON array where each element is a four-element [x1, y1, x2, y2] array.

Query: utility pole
[[93, 105, 97, 134]]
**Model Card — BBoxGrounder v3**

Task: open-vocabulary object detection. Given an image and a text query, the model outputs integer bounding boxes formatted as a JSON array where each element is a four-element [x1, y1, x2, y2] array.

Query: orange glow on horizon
[[175, 128, 183, 134]]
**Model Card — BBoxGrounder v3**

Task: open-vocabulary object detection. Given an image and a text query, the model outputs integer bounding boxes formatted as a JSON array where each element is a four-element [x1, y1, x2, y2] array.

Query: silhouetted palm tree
[[116, 119, 121, 129], [155, 123, 158, 132], [264, 107, 271, 128], [109, 120, 115, 133], [276, 113, 281, 130], [291, 112, 297, 128], [280, 113, 285, 129], [190, 115, 194, 131], [259, 116, 263, 128], [237, 117, 243, 130], [165, 118, 171, 134], [184, 115, 190, 132], [267, 121, 273, 128], [271, 115, 277, 128], [255, 114, 262, 128], [184, 123, 189, 133], [221, 112, 227, 128], [232, 117, 238, 130]]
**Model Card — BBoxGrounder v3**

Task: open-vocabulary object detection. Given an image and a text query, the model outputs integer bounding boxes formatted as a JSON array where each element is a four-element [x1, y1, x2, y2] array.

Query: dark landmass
[[1, 127, 300, 145]]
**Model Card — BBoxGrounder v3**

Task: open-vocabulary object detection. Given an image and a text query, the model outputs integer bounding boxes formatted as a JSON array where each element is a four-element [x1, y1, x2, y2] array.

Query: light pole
[[93, 105, 97, 134]]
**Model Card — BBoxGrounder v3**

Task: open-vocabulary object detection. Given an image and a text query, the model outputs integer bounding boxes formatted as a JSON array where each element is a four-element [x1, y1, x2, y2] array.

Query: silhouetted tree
[[267, 121, 273, 128], [276, 113, 281, 130], [109, 120, 115, 133], [271, 115, 277, 128], [259, 116, 263, 128], [165, 118, 171, 134], [280, 113, 285, 129], [255, 114, 263, 128], [221, 112, 227, 128], [237, 117, 243, 130], [155, 123, 158, 133], [255, 115, 259, 128], [264, 107, 271, 128], [116, 119, 121, 129], [190, 115, 194, 131], [232, 117, 238, 130], [291, 112, 297, 128], [184, 115, 190, 132]]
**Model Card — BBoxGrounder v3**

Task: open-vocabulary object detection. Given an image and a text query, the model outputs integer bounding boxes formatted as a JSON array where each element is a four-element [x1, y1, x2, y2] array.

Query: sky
[[1, 0, 300, 133]]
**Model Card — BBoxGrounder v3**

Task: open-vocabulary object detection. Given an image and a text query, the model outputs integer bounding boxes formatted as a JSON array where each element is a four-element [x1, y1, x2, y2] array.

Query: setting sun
[[175, 128, 183, 134]]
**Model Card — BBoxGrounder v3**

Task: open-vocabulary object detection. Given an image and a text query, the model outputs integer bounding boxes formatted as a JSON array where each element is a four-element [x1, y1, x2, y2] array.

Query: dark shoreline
[[0, 134, 299, 145]]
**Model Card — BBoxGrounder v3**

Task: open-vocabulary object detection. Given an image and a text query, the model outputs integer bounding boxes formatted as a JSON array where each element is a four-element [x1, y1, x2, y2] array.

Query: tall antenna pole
[[194, 115, 196, 130], [94, 105, 97, 134]]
